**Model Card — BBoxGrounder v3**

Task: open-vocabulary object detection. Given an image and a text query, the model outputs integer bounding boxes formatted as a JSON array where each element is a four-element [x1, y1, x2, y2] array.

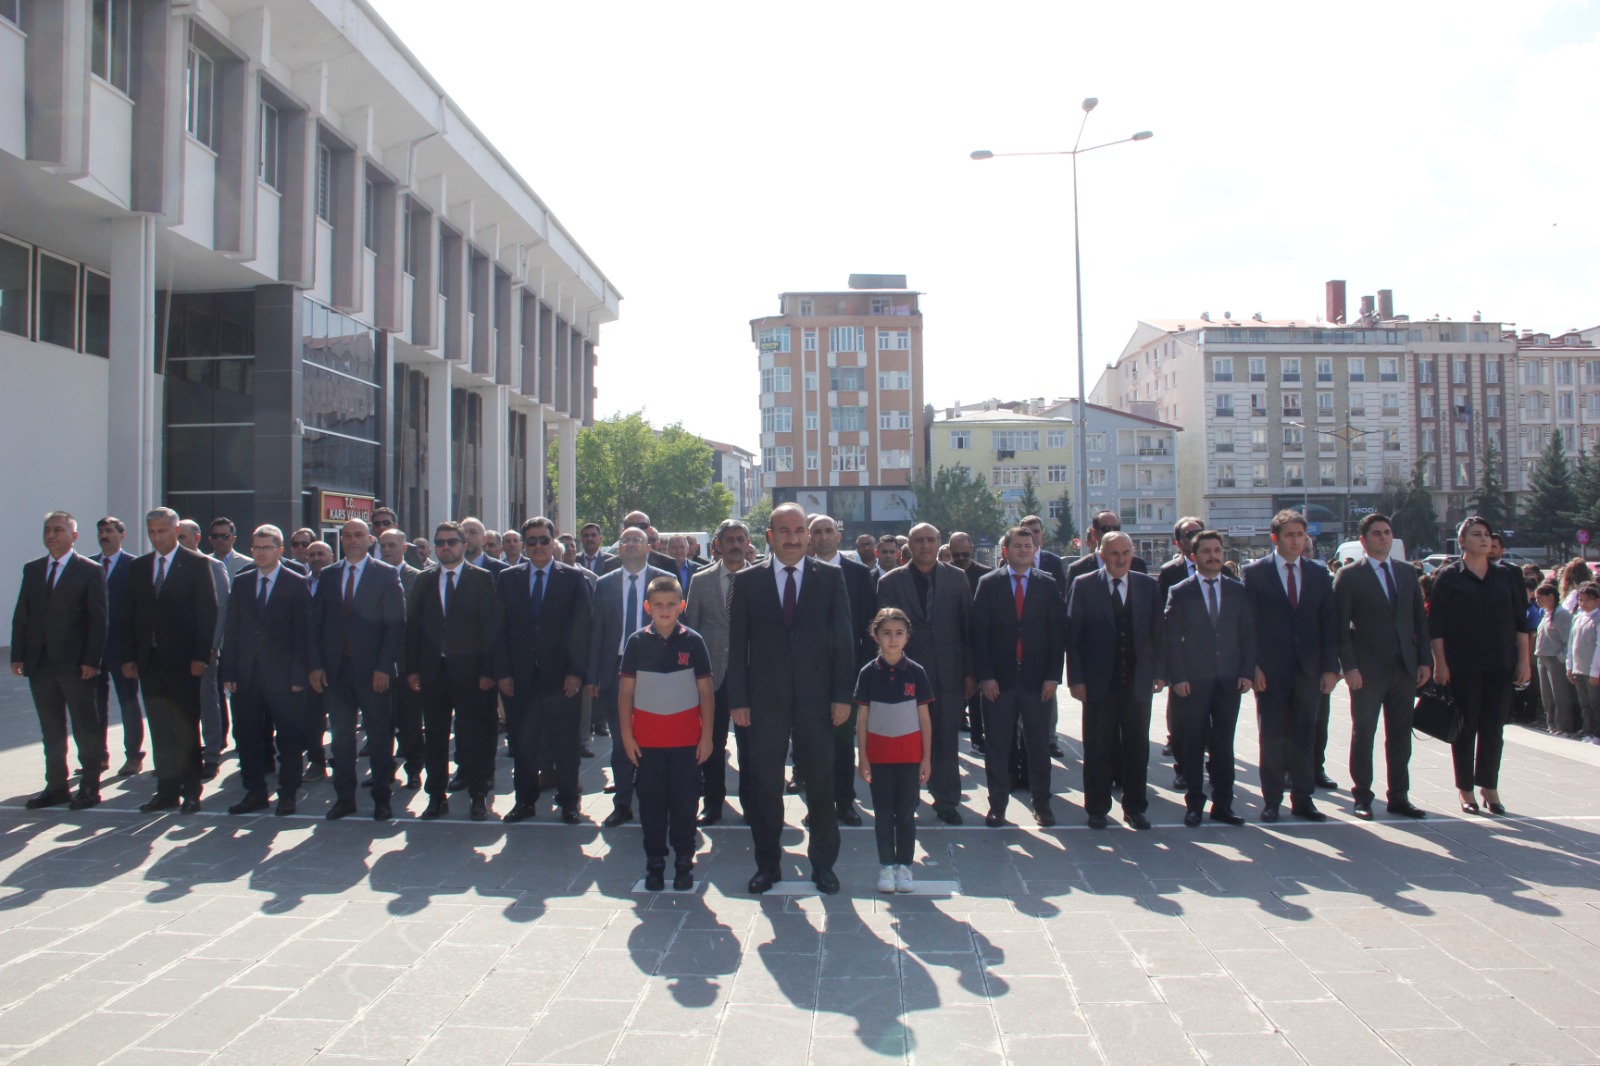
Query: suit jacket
[[586, 564, 672, 687], [1333, 557, 1432, 680], [1242, 554, 1339, 682], [970, 567, 1066, 692], [1157, 555, 1196, 603], [310, 557, 406, 680], [404, 563, 500, 685], [876, 562, 973, 691], [220, 567, 311, 691], [469, 553, 509, 574], [397, 562, 422, 596], [122, 547, 219, 671], [203, 553, 230, 651], [1065, 568, 1163, 701], [496, 560, 592, 691], [725, 556, 856, 712], [10, 552, 107, 675], [683, 563, 737, 690], [91, 550, 134, 670], [957, 560, 993, 599], [577, 551, 613, 574], [672, 559, 705, 598], [216, 550, 253, 579], [1163, 573, 1255, 687], [837, 555, 879, 668], [599, 549, 677, 576], [1037, 549, 1070, 601]]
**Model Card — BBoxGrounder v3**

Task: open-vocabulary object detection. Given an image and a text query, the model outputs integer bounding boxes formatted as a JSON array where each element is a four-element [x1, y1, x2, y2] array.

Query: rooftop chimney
[[1325, 280, 1347, 325], [1359, 295, 1376, 321], [1377, 289, 1394, 320]]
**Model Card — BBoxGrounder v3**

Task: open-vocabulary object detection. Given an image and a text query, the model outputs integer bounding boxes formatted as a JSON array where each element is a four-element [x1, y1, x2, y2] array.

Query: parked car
[[1334, 539, 1407, 568]]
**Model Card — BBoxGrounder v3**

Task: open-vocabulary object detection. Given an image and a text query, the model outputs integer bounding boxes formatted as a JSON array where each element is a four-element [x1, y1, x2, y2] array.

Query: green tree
[[910, 464, 1004, 545], [1016, 473, 1043, 524], [1383, 456, 1441, 552], [742, 495, 775, 552], [1566, 445, 1600, 538], [1524, 430, 1577, 550], [1052, 488, 1074, 550], [547, 411, 734, 537], [1468, 436, 1511, 533]]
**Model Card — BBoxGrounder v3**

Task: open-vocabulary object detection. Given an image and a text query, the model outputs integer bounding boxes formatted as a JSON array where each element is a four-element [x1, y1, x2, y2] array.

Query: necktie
[[101, 554, 112, 573], [1112, 576, 1123, 605], [45, 559, 58, 593], [155, 554, 167, 596], [1013, 574, 1025, 660], [626, 574, 639, 640], [444, 569, 456, 617], [258, 574, 269, 609], [343, 565, 356, 614], [782, 566, 797, 626], [1285, 560, 1298, 610], [725, 569, 735, 617], [1380, 560, 1396, 605], [1205, 577, 1219, 624], [531, 567, 545, 623]]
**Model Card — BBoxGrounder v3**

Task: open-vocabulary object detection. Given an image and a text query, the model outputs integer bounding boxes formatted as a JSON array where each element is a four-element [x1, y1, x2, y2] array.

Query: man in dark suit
[[1163, 530, 1255, 826], [1067, 532, 1165, 830], [1157, 516, 1205, 784], [92, 515, 145, 776], [598, 511, 677, 574], [666, 535, 704, 600], [577, 522, 613, 574], [309, 519, 406, 821], [806, 513, 877, 823], [587, 528, 671, 827], [1020, 515, 1071, 601], [949, 532, 992, 753], [460, 517, 509, 574], [683, 520, 751, 825], [405, 521, 501, 820], [12, 511, 108, 809], [120, 506, 218, 813], [220, 525, 311, 816], [971, 526, 1066, 827], [1333, 513, 1432, 820], [496, 516, 592, 824], [378, 529, 425, 789], [727, 503, 856, 894], [877, 522, 974, 825], [1243, 509, 1340, 822]]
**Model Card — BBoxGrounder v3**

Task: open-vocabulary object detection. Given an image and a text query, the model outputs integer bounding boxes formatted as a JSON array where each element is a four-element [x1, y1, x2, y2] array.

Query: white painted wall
[[86, 79, 133, 206], [0, 21, 24, 159], [252, 183, 281, 280], [0, 334, 111, 632], [174, 138, 217, 249]]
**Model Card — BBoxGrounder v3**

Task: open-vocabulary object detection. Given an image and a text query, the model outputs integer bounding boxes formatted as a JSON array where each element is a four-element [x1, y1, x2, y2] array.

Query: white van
[[1334, 539, 1406, 568]]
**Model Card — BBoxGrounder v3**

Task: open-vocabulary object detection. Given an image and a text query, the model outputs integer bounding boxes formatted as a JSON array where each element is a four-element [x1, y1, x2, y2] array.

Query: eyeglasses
[[525, 535, 553, 546], [434, 537, 462, 547], [950, 552, 972, 561], [209, 532, 232, 539], [249, 544, 279, 552], [290, 540, 310, 549]]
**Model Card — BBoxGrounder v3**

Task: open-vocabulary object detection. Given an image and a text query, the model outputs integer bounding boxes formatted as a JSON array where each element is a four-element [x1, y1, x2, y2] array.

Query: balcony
[[1138, 447, 1169, 457], [1215, 406, 1234, 418], [1251, 406, 1267, 417], [1282, 407, 1302, 418]]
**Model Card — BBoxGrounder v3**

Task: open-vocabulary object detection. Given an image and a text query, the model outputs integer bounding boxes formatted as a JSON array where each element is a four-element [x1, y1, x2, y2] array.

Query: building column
[[528, 404, 545, 523], [558, 416, 577, 535], [253, 284, 304, 536], [481, 385, 507, 530], [107, 215, 157, 549], [426, 359, 452, 531]]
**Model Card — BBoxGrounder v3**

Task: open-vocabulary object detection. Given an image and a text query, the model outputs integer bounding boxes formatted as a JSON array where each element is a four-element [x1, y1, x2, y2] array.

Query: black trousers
[[701, 681, 732, 813], [869, 761, 919, 866], [1349, 661, 1415, 807], [637, 745, 699, 870], [420, 676, 496, 800], [1175, 679, 1241, 813], [1083, 685, 1153, 817], [926, 682, 964, 811], [96, 669, 145, 758], [324, 664, 396, 804], [1313, 691, 1332, 777], [233, 682, 306, 797], [832, 706, 858, 808], [967, 691, 986, 747], [394, 684, 424, 776], [507, 685, 581, 807], [599, 679, 636, 811], [746, 700, 839, 873], [139, 664, 204, 801], [982, 685, 1052, 814], [305, 689, 327, 765], [1450, 670, 1511, 791], [30, 670, 104, 792], [1257, 671, 1320, 808]]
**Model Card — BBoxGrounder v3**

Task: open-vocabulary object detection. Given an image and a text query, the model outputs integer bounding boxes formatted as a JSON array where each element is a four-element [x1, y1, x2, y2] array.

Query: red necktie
[[1285, 560, 1298, 611], [343, 566, 356, 614], [1013, 574, 1025, 660]]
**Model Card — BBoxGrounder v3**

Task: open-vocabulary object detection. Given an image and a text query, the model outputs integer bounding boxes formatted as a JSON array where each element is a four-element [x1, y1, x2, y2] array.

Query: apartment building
[[1510, 327, 1600, 496], [0, 0, 619, 611], [705, 438, 757, 519], [928, 405, 1074, 533], [1035, 398, 1180, 559], [748, 277, 924, 536]]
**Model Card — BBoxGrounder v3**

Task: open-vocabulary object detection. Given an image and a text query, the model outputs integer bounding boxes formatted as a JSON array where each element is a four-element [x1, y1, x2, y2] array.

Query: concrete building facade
[[705, 438, 757, 520]]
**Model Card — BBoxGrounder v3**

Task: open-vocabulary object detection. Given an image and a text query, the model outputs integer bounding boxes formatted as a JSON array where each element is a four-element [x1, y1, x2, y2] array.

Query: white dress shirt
[[438, 561, 465, 612], [773, 557, 805, 604]]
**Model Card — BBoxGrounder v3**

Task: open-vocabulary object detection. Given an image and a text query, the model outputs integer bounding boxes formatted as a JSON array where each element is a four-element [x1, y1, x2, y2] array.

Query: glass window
[[1216, 463, 1235, 487], [1284, 462, 1303, 486], [877, 370, 910, 390], [802, 329, 816, 351], [1251, 428, 1267, 446], [1251, 463, 1268, 485], [1379, 357, 1399, 382], [1086, 433, 1104, 451], [1283, 426, 1304, 448], [1316, 391, 1334, 413], [805, 450, 819, 470], [1281, 392, 1302, 416], [760, 367, 791, 393], [1214, 394, 1234, 416], [363, 180, 377, 251], [1046, 429, 1069, 449], [1316, 358, 1333, 382], [757, 326, 790, 353], [876, 329, 910, 350], [949, 430, 971, 450], [833, 445, 867, 471], [185, 46, 214, 147], [1248, 357, 1265, 382], [82, 270, 110, 358], [1485, 359, 1500, 384], [1212, 357, 1233, 381], [316, 144, 332, 222], [804, 410, 818, 431], [1348, 357, 1365, 381], [829, 366, 865, 391], [798, 298, 813, 316], [0, 236, 30, 338], [1282, 357, 1301, 382], [991, 430, 1040, 451], [1046, 464, 1069, 482], [35, 253, 78, 349], [761, 406, 793, 433], [1216, 429, 1234, 453], [878, 410, 911, 430], [91, 0, 132, 94], [828, 326, 864, 352], [830, 406, 867, 431], [258, 102, 280, 189]]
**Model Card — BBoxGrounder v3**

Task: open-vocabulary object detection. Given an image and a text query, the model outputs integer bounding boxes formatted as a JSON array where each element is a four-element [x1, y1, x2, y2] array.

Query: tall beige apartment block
[[748, 278, 925, 535]]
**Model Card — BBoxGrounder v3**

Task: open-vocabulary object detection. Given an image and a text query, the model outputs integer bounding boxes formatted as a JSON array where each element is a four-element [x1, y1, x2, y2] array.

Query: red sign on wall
[[319, 492, 376, 525]]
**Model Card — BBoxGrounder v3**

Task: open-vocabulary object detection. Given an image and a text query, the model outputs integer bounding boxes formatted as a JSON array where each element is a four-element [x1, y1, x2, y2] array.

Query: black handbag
[[1413, 681, 1463, 743]]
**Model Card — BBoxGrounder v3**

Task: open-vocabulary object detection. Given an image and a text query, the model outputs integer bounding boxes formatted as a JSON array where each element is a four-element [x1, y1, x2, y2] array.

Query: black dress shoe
[[786, 777, 804, 794], [748, 868, 779, 894], [673, 869, 694, 891], [602, 806, 633, 828], [276, 797, 296, 816], [140, 795, 180, 813], [179, 798, 202, 814], [1048, 742, 1065, 759], [25, 789, 71, 810], [421, 797, 448, 819], [327, 799, 357, 820], [69, 788, 101, 811], [696, 811, 721, 826], [1126, 811, 1153, 830], [935, 807, 964, 826], [447, 773, 466, 792], [1209, 808, 1246, 826], [403, 772, 422, 790], [1315, 773, 1339, 790], [228, 791, 271, 815], [1353, 802, 1374, 820], [200, 763, 219, 782], [373, 799, 393, 821], [1386, 801, 1427, 819], [1161, 744, 1174, 758], [304, 762, 328, 781], [837, 803, 862, 827], [644, 869, 665, 891], [581, 746, 594, 758], [984, 810, 1007, 828], [559, 805, 581, 824], [1261, 805, 1280, 823], [1034, 805, 1057, 828], [470, 797, 488, 821], [813, 868, 841, 895], [503, 803, 537, 824], [1087, 814, 1108, 830], [1183, 810, 1202, 827], [1291, 804, 1328, 822], [593, 722, 609, 737], [970, 741, 985, 755], [1172, 773, 1189, 791]]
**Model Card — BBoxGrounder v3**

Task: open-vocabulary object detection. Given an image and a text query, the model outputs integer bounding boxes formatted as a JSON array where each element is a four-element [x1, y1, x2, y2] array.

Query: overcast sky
[[371, 0, 1600, 452]]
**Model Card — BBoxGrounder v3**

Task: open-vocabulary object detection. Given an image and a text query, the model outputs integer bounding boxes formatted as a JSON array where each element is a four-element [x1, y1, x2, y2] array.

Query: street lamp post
[[1290, 418, 1373, 544], [972, 98, 1152, 542]]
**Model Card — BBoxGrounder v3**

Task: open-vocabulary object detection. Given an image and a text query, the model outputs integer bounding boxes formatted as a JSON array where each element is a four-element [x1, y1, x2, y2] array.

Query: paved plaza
[[0, 671, 1598, 1066]]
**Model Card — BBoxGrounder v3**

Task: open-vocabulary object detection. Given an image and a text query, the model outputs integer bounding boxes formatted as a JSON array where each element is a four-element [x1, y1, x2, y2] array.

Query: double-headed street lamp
[[972, 98, 1152, 543]]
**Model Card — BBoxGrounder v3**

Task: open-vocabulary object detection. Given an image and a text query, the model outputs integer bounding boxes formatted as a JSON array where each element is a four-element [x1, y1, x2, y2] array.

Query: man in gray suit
[[178, 519, 232, 781], [586, 527, 671, 827], [876, 521, 975, 825], [1333, 512, 1432, 820], [683, 519, 751, 825], [208, 518, 254, 579], [378, 529, 425, 788]]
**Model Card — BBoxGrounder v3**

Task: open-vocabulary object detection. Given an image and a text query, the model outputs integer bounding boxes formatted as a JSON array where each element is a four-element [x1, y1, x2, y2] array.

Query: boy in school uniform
[[618, 576, 715, 891]]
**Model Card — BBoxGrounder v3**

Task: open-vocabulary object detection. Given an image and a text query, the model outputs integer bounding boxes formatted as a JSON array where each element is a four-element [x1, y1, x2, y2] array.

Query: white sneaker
[[894, 865, 915, 893], [876, 865, 896, 893]]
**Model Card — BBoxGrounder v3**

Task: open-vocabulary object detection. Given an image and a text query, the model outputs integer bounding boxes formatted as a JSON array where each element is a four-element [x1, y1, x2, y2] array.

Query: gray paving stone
[[1001, 1033, 1104, 1065], [1188, 1031, 1306, 1065], [1081, 1001, 1202, 1065], [1258, 1000, 1408, 1066], [1154, 975, 1273, 1035], [210, 1016, 344, 1066], [409, 1024, 527, 1066]]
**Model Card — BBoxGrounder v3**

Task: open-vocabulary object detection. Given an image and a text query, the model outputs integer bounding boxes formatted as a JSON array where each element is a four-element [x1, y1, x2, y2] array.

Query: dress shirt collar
[[153, 546, 178, 580], [813, 552, 841, 568], [774, 557, 805, 597]]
